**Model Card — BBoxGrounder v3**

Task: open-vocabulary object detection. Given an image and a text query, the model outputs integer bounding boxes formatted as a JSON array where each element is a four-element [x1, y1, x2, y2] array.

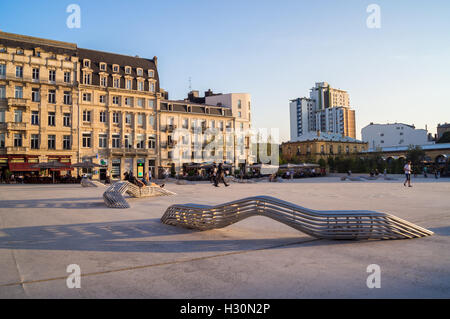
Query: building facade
[[159, 100, 238, 173], [77, 48, 160, 180], [204, 92, 252, 166], [0, 31, 80, 175], [281, 132, 368, 162], [361, 123, 433, 151], [289, 82, 356, 141], [0, 31, 253, 180]]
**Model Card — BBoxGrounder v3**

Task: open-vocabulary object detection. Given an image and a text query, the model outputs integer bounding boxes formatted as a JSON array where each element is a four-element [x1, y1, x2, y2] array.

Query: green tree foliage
[[437, 131, 450, 143], [406, 145, 425, 173]]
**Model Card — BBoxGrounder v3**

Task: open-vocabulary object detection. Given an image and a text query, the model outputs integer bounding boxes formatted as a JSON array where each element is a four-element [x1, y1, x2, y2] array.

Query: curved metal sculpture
[[103, 181, 176, 208], [161, 196, 433, 240], [81, 177, 105, 187]]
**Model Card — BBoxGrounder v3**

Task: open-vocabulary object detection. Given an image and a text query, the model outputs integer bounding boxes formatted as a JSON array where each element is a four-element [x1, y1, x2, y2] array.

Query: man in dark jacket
[[214, 163, 229, 187]]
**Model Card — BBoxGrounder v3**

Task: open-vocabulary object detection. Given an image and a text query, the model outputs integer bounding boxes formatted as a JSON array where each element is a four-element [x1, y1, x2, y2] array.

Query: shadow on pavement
[[0, 218, 323, 253], [0, 198, 105, 209]]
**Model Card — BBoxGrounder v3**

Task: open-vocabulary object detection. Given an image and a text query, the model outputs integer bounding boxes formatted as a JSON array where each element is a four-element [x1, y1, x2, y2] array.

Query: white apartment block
[[204, 93, 252, 165], [289, 98, 314, 140], [361, 123, 433, 150]]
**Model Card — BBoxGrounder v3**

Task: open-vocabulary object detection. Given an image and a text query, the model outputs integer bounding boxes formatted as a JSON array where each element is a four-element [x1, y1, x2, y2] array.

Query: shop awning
[[9, 163, 40, 172]]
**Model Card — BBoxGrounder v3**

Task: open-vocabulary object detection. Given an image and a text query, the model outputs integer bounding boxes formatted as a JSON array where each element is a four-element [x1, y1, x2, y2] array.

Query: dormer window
[[148, 70, 154, 77], [100, 63, 107, 71], [113, 64, 119, 73], [125, 66, 131, 74], [137, 68, 143, 76], [83, 59, 91, 68]]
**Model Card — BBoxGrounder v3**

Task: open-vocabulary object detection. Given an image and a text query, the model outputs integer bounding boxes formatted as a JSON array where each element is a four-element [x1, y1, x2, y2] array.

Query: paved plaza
[[0, 176, 449, 298]]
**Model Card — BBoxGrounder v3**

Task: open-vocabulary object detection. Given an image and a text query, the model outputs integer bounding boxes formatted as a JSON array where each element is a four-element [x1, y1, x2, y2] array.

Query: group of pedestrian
[[403, 161, 443, 186]]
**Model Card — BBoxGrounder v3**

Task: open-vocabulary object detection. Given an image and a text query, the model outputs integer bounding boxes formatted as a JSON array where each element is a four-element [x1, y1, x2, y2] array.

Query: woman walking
[[404, 161, 412, 187]]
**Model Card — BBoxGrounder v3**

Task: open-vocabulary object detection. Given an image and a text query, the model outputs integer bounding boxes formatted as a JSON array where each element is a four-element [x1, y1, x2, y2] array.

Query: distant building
[[361, 123, 433, 151], [289, 82, 356, 141], [282, 131, 368, 162], [437, 123, 450, 140]]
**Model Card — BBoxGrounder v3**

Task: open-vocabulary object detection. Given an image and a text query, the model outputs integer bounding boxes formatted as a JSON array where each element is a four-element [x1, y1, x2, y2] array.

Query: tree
[[437, 131, 450, 144], [406, 145, 425, 173], [318, 158, 326, 168]]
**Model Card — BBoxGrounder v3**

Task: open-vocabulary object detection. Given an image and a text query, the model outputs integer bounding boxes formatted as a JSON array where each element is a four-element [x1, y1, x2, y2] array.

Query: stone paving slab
[[0, 177, 449, 298]]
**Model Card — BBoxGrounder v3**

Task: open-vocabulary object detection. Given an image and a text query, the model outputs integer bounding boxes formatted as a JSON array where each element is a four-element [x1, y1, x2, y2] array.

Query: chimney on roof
[[187, 90, 199, 102], [205, 89, 214, 97], [153, 56, 158, 67]]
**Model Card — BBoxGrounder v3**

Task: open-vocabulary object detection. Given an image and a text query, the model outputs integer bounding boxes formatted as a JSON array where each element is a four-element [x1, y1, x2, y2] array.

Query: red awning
[[50, 167, 73, 171], [9, 163, 40, 172]]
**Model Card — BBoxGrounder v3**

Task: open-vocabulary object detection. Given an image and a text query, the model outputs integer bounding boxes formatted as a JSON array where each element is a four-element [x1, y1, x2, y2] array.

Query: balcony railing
[[1, 75, 75, 87], [7, 122, 28, 130], [7, 146, 29, 153], [108, 147, 155, 156], [7, 98, 30, 108]]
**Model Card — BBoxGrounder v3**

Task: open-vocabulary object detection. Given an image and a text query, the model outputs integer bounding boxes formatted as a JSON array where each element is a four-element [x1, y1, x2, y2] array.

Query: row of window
[[81, 93, 155, 109], [0, 133, 157, 150], [83, 133, 156, 149], [83, 59, 154, 78], [0, 47, 64, 59], [83, 72, 156, 92], [0, 110, 71, 127], [82, 110, 155, 127], [292, 145, 361, 155], [165, 118, 235, 130], [1, 85, 73, 104], [0, 133, 72, 150], [0, 109, 157, 128], [0, 64, 72, 83]]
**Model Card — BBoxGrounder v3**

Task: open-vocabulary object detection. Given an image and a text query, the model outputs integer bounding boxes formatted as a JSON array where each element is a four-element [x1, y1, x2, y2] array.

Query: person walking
[[211, 164, 217, 184], [214, 163, 229, 187], [404, 161, 412, 187]]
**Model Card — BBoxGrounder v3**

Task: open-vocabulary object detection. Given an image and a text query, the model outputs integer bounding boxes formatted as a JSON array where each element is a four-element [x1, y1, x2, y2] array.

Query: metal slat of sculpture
[[161, 196, 433, 240], [103, 182, 130, 208], [125, 182, 176, 198], [103, 181, 176, 208], [81, 177, 105, 187]]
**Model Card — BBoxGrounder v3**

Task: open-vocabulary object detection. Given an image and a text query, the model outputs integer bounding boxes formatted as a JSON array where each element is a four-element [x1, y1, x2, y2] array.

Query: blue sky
[[1, 0, 449, 141]]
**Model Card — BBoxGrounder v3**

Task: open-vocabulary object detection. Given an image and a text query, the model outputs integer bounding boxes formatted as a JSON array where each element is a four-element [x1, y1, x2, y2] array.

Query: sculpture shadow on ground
[[0, 218, 334, 253], [0, 197, 106, 209], [429, 226, 450, 236]]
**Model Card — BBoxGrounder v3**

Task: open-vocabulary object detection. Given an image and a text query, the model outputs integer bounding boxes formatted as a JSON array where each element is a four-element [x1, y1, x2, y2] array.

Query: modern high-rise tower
[[289, 82, 356, 140]]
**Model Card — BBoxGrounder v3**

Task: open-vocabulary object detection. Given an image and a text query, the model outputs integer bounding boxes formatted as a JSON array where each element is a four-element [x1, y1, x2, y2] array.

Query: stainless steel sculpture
[[103, 181, 176, 208], [161, 196, 433, 240], [81, 177, 105, 187]]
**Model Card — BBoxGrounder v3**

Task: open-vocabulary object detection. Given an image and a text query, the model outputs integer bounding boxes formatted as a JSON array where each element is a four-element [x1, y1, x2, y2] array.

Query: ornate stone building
[[0, 31, 253, 180], [77, 48, 160, 180], [0, 31, 80, 175]]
